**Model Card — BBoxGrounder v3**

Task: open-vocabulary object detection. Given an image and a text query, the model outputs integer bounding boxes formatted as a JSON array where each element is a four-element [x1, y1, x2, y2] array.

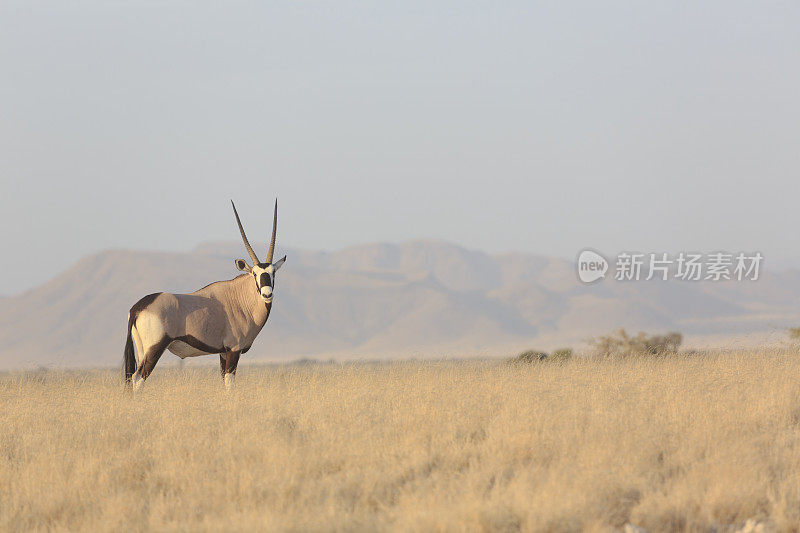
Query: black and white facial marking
[[236, 255, 286, 304]]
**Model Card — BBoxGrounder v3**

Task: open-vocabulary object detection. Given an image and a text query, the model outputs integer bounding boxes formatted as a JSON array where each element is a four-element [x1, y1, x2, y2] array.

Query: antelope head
[[231, 200, 287, 304]]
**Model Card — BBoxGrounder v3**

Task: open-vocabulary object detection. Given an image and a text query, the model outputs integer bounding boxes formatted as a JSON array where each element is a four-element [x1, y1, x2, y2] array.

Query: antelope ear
[[235, 259, 252, 273], [273, 255, 286, 271]]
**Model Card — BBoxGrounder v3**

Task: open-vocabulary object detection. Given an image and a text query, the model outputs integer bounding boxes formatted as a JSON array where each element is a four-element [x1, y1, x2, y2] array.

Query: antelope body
[[124, 201, 286, 390]]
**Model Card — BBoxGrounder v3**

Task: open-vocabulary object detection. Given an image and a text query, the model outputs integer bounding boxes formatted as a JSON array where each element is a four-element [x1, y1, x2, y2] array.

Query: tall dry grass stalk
[[2, 351, 800, 532]]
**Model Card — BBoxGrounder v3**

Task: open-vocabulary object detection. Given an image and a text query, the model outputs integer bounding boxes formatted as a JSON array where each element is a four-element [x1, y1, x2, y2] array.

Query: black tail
[[123, 314, 136, 384]]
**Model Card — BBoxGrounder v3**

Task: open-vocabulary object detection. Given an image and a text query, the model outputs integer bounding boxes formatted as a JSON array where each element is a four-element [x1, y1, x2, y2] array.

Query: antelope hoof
[[132, 372, 145, 393], [224, 373, 235, 390]]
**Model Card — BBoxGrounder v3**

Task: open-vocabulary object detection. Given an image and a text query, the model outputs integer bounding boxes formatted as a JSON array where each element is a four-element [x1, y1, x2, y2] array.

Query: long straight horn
[[267, 199, 278, 263], [231, 200, 260, 265]]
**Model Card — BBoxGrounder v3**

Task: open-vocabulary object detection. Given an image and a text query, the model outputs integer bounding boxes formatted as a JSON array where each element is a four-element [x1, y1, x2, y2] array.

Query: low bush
[[509, 350, 548, 364], [590, 329, 682, 358], [549, 348, 573, 361], [509, 348, 573, 364]]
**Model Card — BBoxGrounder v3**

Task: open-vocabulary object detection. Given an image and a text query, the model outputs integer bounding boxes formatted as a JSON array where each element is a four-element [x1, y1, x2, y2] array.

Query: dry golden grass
[[2, 351, 800, 532]]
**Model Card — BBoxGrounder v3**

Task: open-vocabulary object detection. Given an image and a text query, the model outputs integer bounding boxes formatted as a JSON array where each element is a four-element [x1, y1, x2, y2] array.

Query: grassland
[[2, 351, 800, 532]]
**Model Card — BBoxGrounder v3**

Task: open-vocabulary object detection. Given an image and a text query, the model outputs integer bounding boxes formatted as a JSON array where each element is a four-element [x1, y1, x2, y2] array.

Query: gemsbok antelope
[[123, 200, 286, 390]]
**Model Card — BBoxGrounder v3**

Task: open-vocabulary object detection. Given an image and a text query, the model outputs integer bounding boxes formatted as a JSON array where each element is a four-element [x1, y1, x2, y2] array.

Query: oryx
[[123, 200, 286, 390]]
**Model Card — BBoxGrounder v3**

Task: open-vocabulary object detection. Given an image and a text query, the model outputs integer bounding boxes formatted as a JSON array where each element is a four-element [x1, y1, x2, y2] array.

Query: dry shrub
[[590, 329, 682, 358], [549, 348, 573, 362], [508, 350, 548, 364], [509, 348, 573, 364]]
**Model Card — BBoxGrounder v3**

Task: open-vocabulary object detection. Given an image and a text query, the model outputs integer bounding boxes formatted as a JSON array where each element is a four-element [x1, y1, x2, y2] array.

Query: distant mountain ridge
[[0, 240, 798, 369]]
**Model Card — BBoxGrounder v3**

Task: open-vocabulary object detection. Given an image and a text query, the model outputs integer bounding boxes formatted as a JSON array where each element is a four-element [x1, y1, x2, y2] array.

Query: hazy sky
[[1, 1, 799, 295]]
